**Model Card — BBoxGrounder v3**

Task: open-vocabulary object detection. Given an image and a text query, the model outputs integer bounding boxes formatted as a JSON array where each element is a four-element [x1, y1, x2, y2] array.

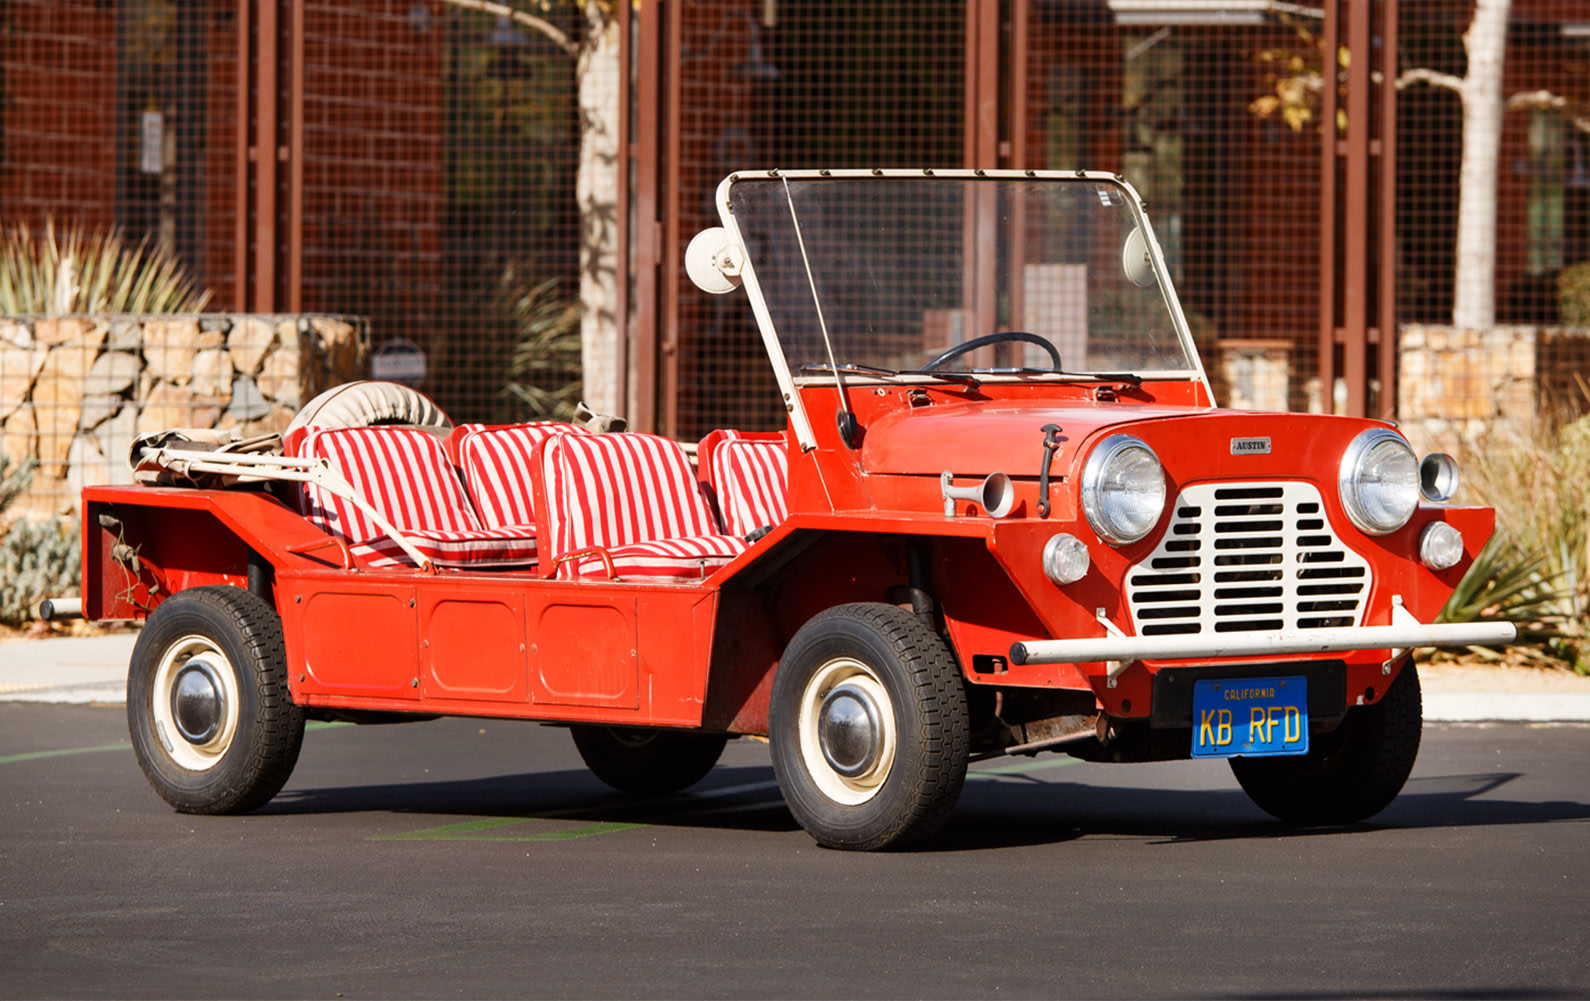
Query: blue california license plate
[[1191, 676, 1309, 758]]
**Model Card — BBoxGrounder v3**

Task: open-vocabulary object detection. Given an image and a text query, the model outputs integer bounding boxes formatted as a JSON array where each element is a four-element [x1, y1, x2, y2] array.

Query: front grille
[[1124, 482, 1372, 637]]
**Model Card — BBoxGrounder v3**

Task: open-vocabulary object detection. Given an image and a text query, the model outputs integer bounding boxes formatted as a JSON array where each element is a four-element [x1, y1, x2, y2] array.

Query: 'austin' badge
[[1230, 437, 1271, 455]]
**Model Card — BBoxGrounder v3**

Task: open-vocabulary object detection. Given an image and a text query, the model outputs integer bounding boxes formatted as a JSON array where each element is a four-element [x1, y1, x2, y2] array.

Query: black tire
[[570, 726, 728, 794], [769, 603, 970, 851], [1230, 661, 1422, 825], [127, 586, 305, 814]]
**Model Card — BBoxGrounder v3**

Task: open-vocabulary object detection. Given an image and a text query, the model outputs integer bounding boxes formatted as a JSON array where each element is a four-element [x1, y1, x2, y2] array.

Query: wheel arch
[[82, 485, 322, 622], [699, 526, 1036, 735]]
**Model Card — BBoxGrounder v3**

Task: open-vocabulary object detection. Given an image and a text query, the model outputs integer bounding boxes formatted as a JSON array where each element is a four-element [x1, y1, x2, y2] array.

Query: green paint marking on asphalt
[[1, 721, 348, 766], [306, 721, 353, 732], [969, 756, 1083, 778], [0, 742, 129, 766], [373, 817, 646, 843]]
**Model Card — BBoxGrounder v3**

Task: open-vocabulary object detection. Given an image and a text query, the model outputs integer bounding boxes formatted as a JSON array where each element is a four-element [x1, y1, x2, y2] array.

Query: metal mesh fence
[[4, 0, 1590, 515], [1024, 11, 1326, 413], [673, 0, 966, 439], [298, 2, 580, 423]]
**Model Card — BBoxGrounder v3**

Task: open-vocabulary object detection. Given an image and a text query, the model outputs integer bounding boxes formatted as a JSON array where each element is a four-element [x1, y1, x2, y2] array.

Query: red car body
[[82, 171, 1510, 849]]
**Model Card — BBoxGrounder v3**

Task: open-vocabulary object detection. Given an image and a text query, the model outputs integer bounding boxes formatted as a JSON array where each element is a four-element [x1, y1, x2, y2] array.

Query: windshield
[[725, 172, 1196, 379]]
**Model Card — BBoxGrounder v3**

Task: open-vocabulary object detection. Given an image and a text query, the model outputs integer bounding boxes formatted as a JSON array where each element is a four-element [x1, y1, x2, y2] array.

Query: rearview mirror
[[685, 227, 745, 295], [1122, 226, 1156, 289]]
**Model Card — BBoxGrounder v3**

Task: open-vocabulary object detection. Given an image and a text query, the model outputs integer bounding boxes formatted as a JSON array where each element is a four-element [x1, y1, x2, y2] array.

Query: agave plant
[[501, 270, 582, 421], [1438, 534, 1567, 642], [0, 218, 212, 315]]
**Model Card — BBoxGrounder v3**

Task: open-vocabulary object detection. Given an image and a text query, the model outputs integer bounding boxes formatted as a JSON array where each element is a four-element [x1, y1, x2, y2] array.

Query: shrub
[[0, 217, 211, 315], [1558, 261, 1590, 328], [0, 516, 81, 627], [0, 454, 81, 627], [1450, 413, 1590, 672]]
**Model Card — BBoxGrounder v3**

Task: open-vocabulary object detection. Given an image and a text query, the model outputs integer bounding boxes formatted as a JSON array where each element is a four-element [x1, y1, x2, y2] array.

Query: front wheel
[[127, 586, 305, 814], [1230, 661, 1422, 825], [570, 726, 727, 794], [770, 603, 970, 851]]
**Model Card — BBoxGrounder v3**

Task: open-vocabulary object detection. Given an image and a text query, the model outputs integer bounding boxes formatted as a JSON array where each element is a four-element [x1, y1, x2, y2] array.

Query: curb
[[1422, 692, 1590, 724]]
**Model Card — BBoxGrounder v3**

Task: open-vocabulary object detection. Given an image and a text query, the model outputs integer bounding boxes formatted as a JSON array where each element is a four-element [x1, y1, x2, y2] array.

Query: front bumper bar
[[1009, 620, 1517, 666]]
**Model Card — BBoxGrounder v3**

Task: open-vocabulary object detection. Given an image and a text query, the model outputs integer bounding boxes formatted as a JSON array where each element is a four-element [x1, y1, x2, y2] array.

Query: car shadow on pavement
[[264, 763, 806, 835], [260, 765, 1590, 850], [929, 770, 1590, 852]]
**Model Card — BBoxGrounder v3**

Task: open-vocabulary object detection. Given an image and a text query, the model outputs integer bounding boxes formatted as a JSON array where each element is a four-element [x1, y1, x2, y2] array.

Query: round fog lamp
[[1042, 533, 1091, 585], [1420, 453, 1460, 502], [1419, 522, 1465, 571]]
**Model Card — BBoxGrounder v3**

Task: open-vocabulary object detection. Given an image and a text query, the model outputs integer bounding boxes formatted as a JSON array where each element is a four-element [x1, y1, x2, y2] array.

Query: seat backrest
[[447, 422, 586, 530], [533, 431, 721, 561], [699, 429, 790, 537], [290, 425, 482, 542]]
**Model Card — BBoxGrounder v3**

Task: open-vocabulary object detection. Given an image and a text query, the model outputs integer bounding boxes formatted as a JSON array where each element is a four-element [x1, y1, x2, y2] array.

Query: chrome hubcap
[[819, 683, 882, 778], [797, 657, 897, 806], [170, 660, 225, 744], [150, 635, 241, 772]]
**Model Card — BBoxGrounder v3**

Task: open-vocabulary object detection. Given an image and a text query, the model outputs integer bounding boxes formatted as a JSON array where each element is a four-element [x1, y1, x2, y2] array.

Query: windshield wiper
[[800, 362, 902, 379], [799, 363, 980, 386]]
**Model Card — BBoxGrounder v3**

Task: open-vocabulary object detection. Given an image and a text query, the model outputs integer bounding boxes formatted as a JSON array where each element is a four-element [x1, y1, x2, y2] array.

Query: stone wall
[[1397, 324, 1590, 456], [1216, 339, 1292, 412], [0, 314, 368, 517]]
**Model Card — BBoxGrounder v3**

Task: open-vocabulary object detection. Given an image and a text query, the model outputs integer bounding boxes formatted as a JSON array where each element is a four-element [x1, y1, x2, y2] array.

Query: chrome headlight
[[1081, 435, 1166, 545], [1339, 428, 1419, 535]]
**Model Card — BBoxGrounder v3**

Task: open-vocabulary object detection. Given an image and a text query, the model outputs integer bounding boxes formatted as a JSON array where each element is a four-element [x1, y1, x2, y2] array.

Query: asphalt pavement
[[5, 631, 1590, 721], [2, 702, 1587, 999]]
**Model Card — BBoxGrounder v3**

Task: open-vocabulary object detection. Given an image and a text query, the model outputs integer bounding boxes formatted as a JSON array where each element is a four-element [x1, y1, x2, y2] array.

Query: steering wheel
[[919, 330, 1061, 373]]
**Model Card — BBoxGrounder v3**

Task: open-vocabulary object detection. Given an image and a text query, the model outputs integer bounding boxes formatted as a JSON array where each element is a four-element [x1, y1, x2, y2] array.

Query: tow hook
[[1037, 423, 1063, 517]]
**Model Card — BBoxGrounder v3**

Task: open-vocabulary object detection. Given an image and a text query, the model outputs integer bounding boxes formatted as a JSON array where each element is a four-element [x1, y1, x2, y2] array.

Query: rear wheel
[[1230, 661, 1422, 825], [770, 603, 969, 851], [570, 726, 727, 794], [127, 586, 305, 814]]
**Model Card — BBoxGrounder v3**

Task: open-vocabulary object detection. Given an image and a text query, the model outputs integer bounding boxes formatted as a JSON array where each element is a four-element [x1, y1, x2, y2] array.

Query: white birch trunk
[[1451, 0, 1511, 330], [576, 5, 622, 417]]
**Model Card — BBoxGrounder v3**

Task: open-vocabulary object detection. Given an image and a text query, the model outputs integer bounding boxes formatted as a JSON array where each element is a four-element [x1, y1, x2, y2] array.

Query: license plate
[[1191, 676, 1309, 758]]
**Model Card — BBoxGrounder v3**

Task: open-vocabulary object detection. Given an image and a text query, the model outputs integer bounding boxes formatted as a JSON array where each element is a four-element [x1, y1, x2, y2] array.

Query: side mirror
[[685, 227, 745, 295], [1122, 226, 1156, 289]]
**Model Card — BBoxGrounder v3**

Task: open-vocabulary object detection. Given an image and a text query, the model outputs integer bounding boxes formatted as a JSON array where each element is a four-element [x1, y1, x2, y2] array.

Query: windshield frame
[[712, 168, 1213, 450]]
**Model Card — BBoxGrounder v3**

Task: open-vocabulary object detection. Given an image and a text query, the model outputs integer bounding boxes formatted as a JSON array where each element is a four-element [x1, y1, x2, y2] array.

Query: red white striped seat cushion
[[532, 431, 747, 579], [349, 526, 538, 569], [447, 422, 586, 530], [289, 426, 536, 569], [559, 535, 750, 579], [698, 430, 790, 537]]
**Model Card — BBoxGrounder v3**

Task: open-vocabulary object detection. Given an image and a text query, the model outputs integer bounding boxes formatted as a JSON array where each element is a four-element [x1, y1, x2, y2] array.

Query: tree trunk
[[1451, 0, 1511, 330], [576, 5, 622, 416]]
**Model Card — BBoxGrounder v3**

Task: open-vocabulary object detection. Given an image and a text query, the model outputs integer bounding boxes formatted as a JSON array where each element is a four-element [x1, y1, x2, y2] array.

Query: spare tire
[[286, 381, 451, 434]]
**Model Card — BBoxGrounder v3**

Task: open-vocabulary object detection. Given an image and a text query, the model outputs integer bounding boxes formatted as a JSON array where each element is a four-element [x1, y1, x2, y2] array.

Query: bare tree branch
[[432, 0, 579, 57], [1397, 67, 1465, 95], [1506, 89, 1590, 133], [1507, 89, 1569, 112]]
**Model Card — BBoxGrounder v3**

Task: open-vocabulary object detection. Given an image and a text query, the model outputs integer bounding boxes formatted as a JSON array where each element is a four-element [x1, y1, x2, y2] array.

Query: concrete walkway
[[4, 631, 1589, 722], [0, 633, 139, 704]]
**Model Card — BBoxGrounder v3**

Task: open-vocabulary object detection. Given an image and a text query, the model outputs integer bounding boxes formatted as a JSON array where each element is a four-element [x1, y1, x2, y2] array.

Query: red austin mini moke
[[76, 170, 1513, 850]]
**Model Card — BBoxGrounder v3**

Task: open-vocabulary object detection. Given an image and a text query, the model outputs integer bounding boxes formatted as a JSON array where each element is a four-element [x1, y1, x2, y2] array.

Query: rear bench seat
[[697, 429, 790, 538], [446, 421, 587, 530], [287, 425, 537, 569], [531, 431, 747, 579]]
